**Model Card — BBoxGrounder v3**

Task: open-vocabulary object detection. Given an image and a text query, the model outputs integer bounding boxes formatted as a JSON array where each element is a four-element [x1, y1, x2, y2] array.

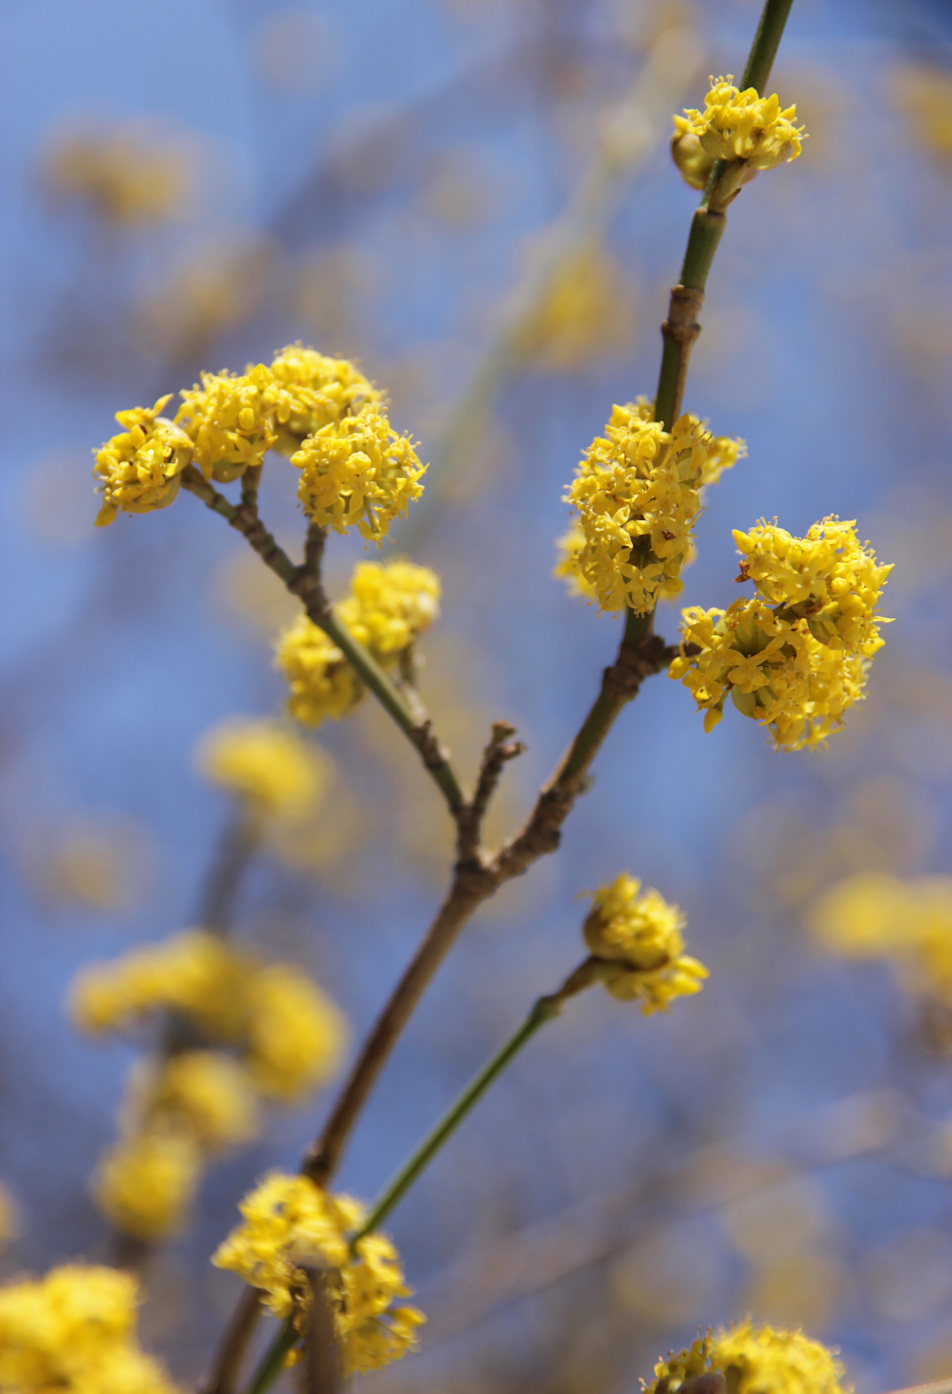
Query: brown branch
[[240, 464, 262, 512], [302, 617, 670, 1185], [456, 721, 525, 865], [197, 1288, 262, 1394], [658, 284, 705, 426], [198, 808, 259, 934], [180, 469, 466, 812], [303, 1267, 341, 1394]]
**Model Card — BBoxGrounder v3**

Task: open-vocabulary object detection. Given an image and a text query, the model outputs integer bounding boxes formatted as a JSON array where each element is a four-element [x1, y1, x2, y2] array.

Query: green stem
[[740, 0, 795, 94], [352, 958, 605, 1245], [242, 1317, 298, 1394], [653, 0, 795, 428], [318, 610, 464, 813], [180, 468, 465, 816]]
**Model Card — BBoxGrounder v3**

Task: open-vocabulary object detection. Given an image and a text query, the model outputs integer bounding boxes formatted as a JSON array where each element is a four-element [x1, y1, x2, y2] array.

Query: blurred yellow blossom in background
[[42, 118, 195, 226], [0, 1264, 179, 1393], [94, 1130, 201, 1243], [196, 718, 330, 821], [810, 871, 952, 1008]]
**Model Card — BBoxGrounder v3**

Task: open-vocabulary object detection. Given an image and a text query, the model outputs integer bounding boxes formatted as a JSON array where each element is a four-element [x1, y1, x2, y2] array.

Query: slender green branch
[[180, 467, 465, 816], [352, 957, 605, 1245], [741, 0, 795, 94], [654, 0, 795, 428]]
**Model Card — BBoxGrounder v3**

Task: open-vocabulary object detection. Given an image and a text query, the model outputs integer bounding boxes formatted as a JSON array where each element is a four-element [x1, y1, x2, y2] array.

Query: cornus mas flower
[[582, 875, 708, 1014], [196, 718, 330, 821], [733, 516, 893, 656], [292, 404, 427, 543], [645, 1321, 850, 1394], [340, 560, 441, 656], [94, 1130, 201, 1243], [811, 872, 952, 1009], [671, 516, 891, 750], [562, 401, 743, 613], [276, 559, 441, 726], [553, 519, 598, 599], [269, 344, 381, 454], [94, 396, 193, 526], [213, 1174, 426, 1375], [672, 597, 868, 750], [276, 616, 365, 727], [175, 364, 278, 482], [674, 75, 805, 173], [0, 1264, 178, 1394]]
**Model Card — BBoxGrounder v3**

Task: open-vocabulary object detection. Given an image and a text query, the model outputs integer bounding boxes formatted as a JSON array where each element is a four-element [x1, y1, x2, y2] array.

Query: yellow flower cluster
[[292, 405, 426, 543], [561, 400, 743, 613], [0, 1264, 178, 1394], [175, 364, 279, 483], [269, 344, 381, 454], [275, 619, 364, 728], [670, 517, 891, 750], [734, 516, 893, 656], [94, 397, 193, 527], [811, 872, 952, 1008], [340, 561, 441, 656], [93, 346, 424, 539], [645, 1321, 849, 1394], [276, 559, 441, 727], [195, 717, 330, 820], [213, 1173, 426, 1375], [674, 75, 805, 174], [71, 931, 347, 1239], [583, 875, 708, 1014]]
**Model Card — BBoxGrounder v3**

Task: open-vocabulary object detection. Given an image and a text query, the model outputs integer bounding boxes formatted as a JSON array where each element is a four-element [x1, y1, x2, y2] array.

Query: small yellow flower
[[175, 364, 279, 481], [674, 75, 806, 174], [292, 404, 427, 543], [733, 516, 892, 657], [671, 516, 891, 750], [553, 519, 598, 600], [94, 396, 193, 526], [269, 344, 381, 454], [275, 615, 365, 728], [196, 717, 330, 820], [212, 1174, 426, 1375], [246, 964, 348, 1103], [644, 1319, 849, 1394], [342, 560, 441, 656], [583, 875, 707, 1015], [0, 1264, 179, 1393], [93, 1130, 201, 1242], [562, 400, 743, 613], [44, 121, 193, 227]]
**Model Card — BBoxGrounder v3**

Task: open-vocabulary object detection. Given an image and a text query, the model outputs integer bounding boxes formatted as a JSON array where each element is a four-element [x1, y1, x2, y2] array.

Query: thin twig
[[180, 467, 465, 815], [303, 1267, 341, 1394], [241, 464, 262, 512], [198, 809, 259, 934], [456, 721, 525, 865], [197, 1289, 263, 1394], [351, 957, 605, 1243], [302, 614, 670, 1185]]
